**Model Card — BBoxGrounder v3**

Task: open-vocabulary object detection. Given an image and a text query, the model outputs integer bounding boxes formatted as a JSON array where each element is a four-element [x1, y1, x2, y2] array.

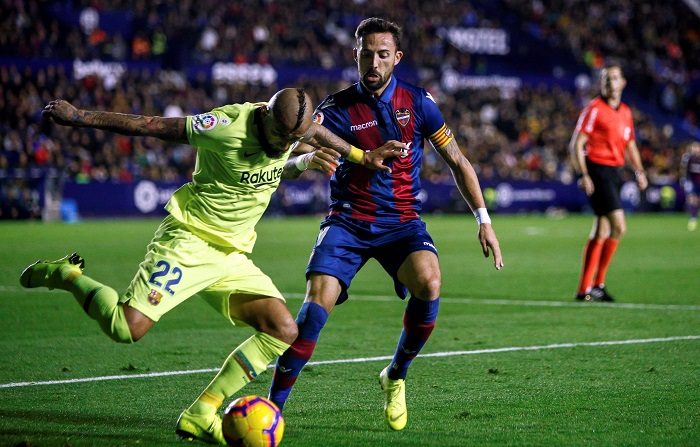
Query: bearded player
[[269, 17, 503, 431]]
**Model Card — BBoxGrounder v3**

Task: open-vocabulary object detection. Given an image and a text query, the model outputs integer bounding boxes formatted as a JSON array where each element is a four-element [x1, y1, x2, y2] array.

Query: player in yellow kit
[[21, 88, 406, 445]]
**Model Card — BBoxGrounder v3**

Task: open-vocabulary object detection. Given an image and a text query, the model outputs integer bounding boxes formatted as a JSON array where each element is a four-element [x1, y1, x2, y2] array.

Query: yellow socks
[[188, 332, 290, 415], [68, 275, 133, 344]]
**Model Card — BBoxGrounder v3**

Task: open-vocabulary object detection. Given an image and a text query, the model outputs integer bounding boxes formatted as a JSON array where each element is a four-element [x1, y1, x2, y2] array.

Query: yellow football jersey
[[165, 102, 291, 252]]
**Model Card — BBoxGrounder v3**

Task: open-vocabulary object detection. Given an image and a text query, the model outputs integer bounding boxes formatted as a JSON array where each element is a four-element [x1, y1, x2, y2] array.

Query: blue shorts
[[684, 179, 700, 196], [306, 215, 438, 304]]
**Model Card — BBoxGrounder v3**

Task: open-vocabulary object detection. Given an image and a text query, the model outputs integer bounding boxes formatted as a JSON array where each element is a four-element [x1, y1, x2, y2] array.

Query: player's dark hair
[[603, 59, 625, 77], [355, 17, 402, 50], [270, 88, 307, 133], [292, 88, 307, 132]]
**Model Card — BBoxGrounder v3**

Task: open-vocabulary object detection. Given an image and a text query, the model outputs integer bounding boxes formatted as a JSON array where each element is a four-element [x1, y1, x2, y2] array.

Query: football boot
[[176, 409, 225, 445], [19, 252, 84, 289], [379, 366, 407, 431]]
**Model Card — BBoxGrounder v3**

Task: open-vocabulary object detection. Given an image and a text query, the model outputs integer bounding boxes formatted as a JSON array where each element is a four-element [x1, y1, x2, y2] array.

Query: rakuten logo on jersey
[[350, 120, 378, 132], [240, 167, 283, 187]]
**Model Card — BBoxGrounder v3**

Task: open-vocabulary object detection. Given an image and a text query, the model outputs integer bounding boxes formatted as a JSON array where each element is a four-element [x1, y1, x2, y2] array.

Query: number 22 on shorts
[[148, 260, 182, 295]]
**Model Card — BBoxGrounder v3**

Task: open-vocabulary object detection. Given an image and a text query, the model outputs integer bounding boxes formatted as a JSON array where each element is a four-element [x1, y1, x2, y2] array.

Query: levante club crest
[[395, 108, 411, 127]]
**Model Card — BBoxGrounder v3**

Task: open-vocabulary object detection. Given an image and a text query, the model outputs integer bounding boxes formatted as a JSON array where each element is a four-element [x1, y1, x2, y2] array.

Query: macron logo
[[350, 120, 378, 132]]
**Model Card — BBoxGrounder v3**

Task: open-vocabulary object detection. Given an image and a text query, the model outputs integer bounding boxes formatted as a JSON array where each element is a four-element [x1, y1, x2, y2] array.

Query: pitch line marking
[[284, 293, 700, 311], [1, 335, 697, 389], [4, 287, 698, 311]]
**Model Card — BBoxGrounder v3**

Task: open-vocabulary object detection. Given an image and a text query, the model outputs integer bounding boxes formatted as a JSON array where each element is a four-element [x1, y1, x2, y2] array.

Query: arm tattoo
[[71, 109, 84, 124], [437, 139, 486, 210], [80, 111, 187, 142], [310, 124, 351, 156]]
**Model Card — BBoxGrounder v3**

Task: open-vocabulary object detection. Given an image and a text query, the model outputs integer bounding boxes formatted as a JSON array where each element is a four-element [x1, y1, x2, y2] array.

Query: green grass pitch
[[1, 213, 698, 446]]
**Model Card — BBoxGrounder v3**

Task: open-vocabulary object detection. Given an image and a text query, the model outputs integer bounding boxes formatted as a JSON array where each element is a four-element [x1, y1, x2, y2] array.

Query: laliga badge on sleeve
[[193, 113, 218, 131]]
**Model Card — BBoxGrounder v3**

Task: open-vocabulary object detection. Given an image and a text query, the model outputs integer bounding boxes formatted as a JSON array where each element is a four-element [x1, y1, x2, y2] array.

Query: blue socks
[[388, 297, 439, 380], [269, 302, 328, 409]]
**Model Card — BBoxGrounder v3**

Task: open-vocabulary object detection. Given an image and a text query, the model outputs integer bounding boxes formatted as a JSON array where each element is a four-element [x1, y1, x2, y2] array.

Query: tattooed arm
[[281, 142, 341, 179], [303, 123, 408, 172], [42, 99, 187, 144]]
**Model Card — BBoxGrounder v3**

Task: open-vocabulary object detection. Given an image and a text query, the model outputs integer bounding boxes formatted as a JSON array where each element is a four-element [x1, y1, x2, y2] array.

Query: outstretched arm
[[282, 142, 341, 179], [305, 123, 407, 171], [435, 138, 503, 270], [42, 99, 188, 144]]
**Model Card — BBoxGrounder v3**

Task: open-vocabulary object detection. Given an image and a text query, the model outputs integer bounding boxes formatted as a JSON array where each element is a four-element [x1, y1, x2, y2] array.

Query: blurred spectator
[[502, 0, 699, 124], [0, 63, 686, 209]]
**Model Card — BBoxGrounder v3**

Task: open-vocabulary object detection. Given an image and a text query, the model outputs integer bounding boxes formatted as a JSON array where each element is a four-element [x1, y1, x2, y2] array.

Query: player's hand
[[635, 171, 648, 191], [361, 140, 409, 173], [478, 224, 503, 270], [309, 147, 341, 175], [42, 99, 82, 127], [578, 174, 594, 196]]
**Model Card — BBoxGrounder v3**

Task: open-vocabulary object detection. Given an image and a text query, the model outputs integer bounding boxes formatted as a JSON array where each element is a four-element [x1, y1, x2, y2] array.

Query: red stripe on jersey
[[347, 102, 384, 221], [391, 86, 419, 222]]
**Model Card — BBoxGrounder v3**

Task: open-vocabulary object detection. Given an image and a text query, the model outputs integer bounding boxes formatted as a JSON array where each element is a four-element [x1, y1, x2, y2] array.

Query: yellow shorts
[[122, 215, 284, 326]]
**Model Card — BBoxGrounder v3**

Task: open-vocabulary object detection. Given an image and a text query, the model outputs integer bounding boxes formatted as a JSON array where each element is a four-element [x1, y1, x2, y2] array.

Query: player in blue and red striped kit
[[681, 141, 700, 231], [270, 17, 503, 431]]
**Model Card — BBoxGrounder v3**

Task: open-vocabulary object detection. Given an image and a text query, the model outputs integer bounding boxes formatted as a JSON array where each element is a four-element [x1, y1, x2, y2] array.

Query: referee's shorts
[[586, 159, 624, 216]]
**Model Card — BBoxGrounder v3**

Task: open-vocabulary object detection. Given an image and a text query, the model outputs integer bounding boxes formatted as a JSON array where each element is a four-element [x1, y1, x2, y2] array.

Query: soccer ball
[[222, 395, 285, 447]]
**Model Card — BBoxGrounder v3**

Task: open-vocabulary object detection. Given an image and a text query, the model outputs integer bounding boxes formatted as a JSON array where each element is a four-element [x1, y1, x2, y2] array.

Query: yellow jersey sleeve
[[165, 102, 291, 253]]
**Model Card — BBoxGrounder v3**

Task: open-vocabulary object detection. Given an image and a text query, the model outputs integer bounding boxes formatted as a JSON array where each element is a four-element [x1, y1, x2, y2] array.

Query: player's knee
[[611, 223, 626, 238], [413, 276, 441, 300], [261, 316, 298, 345], [126, 326, 144, 343], [278, 321, 298, 345], [98, 306, 134, 344], [110, 329, 135, 344]]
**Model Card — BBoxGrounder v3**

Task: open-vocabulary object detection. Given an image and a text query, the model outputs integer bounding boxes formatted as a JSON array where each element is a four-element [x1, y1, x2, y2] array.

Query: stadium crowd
[[503, 0, 700, 128], [4, 0, 697, 120], [1, 0, 697, 219]]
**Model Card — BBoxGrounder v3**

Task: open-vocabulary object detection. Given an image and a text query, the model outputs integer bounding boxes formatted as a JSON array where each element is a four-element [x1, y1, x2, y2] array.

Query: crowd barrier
[[60, 179, 686, 220]]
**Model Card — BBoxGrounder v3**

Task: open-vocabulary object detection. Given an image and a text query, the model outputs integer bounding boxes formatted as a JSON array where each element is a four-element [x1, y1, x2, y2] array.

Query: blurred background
[[1, 0, 698, 220]]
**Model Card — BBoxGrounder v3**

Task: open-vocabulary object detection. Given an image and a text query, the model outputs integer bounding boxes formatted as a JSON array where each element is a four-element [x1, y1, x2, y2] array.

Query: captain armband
[[346, 145, 364, 164], [473, 208, 492, 225], [429, 124, 454, 150]]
